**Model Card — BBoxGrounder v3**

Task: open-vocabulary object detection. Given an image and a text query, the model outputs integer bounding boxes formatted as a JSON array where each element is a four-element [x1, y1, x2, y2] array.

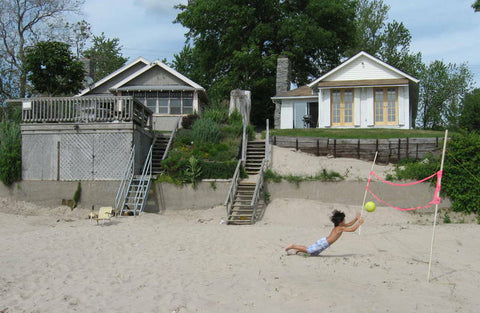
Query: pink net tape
[[366, 171, 443, 211]]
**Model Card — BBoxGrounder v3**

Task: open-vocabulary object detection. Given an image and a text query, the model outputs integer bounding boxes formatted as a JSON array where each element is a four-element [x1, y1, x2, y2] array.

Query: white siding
[[365, 88, 374, 127], [398, 86, 410, 128], [280, 101, 294, 129], [325, 56, 404, 82], [354, 88, 361, 126], [319, 89, 330, 127]]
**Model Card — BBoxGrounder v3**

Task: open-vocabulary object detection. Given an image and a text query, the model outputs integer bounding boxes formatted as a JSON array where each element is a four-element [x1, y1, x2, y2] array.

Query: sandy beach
[[1, 147, 479, 312], [1, 197, 479, 313]]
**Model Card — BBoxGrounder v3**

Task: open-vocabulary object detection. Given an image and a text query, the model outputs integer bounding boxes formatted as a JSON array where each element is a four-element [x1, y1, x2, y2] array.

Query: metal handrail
[[224, 160, 242, 205], [133, 144, 153, 216], [115, 145, 135, 215], [224, 121, 247, 217], [162, 117, 181, 161], [249, 119, 270, 223], [250, 159, 266, 207], [265, 119, 270, 163], [241, 123, 247, 162]]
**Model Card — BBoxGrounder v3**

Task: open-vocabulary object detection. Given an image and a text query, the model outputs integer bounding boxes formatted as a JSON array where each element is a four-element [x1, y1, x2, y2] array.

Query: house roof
[[271, 85, 317, 99], [307, 51, 419, 87], [76, 57, 150, 96], [109, 60, 205, 92]]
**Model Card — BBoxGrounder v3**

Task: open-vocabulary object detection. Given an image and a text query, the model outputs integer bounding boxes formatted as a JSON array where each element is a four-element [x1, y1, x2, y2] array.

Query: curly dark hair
[[330, 210, 345, 226]]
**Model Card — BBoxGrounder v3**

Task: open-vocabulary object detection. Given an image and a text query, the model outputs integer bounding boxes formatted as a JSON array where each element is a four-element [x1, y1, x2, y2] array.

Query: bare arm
[[344, 212, 361, 227], [341, 218, 364, 232]]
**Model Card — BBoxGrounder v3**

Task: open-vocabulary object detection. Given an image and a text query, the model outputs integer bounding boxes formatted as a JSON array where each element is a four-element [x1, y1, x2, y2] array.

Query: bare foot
[[285, 244, 294, 251]]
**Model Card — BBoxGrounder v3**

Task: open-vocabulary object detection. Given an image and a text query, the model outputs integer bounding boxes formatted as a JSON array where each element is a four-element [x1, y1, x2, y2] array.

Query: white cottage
[[272, 51, 419, 129]]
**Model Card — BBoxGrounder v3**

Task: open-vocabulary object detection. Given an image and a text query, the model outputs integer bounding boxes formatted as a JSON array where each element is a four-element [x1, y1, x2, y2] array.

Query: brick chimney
[[274, 57, 290, 128]]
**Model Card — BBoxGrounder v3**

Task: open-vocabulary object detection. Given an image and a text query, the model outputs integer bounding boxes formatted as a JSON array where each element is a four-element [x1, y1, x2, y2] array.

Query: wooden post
[[295, 138, 298, 151], [397, 139, 401, 161], [388, 141, 391, 163], [334, 139, 337, 158], [57, 141, 60, 181], [427, 130, 448, 282], [359, 151, 378, 235], [357, 139, 360, 159], [416, 143, 419, 160], [316, 139, 320, 156], [406, 137, 409, 159], [274, 135, 276, 145]]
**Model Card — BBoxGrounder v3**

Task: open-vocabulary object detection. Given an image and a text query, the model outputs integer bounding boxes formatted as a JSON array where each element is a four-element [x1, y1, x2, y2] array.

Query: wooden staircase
[[152, 133, 169, 175], [245, 141, 265, 175], [227, 140, 267, 225], [227, 181, 256, 224]]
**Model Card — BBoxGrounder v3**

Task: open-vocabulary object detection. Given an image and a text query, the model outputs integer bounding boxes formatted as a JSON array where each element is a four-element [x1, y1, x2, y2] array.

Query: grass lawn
[[266, 128, 448, 139]]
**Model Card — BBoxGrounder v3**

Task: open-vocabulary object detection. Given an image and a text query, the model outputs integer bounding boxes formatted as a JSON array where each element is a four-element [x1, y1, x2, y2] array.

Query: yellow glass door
[[331, 89, 354, 126], [375, 88, 398, 125]]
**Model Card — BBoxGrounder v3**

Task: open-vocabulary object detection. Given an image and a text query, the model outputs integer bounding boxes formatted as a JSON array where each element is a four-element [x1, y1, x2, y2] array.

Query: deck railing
[[19, 96, 152, 128]]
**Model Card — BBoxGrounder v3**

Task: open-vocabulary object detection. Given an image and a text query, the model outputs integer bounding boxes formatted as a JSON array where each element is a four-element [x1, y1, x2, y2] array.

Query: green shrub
[[443, 212, 451, 223], [199, 160, 239, 179], [202, 105, 229, 123], [73, 181, 81, 208], [0, 122, 21, 186], [181, 112, 200, 129], [174, 129, 194, 146], [442, 133, 480, 214], [264, 169, 282, 183], [390, 133, 480, 215], [313, 169, 344, 181], [392, 155, 440, 181], [184, 156, 202, 188], [191, 118, 221, 144], [227, 109, 243, 125]]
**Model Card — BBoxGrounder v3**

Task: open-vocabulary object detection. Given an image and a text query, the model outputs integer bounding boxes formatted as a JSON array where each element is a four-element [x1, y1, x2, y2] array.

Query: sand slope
[[1, 196, 479, 313]]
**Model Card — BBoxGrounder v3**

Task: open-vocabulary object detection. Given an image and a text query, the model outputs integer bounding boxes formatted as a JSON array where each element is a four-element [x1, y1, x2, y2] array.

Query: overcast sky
[[82, 0, 480, 86]]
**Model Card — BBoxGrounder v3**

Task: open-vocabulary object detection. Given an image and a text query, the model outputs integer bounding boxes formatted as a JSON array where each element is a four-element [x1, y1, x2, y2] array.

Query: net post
[[427, 130, 448, 282], [359, 151, 378, 235]]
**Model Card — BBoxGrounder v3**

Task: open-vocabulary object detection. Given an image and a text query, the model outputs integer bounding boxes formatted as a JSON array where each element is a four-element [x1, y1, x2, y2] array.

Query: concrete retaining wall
[[0, 179, 450, 212], [266, 181, 451, 209], [0, 180, 121, 208], [147, 180, 230, 212]]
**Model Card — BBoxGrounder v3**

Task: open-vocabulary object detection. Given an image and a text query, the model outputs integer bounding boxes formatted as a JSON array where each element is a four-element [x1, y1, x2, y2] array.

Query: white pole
[[359, 151, 378, 235], [427, 130, 448, 282]]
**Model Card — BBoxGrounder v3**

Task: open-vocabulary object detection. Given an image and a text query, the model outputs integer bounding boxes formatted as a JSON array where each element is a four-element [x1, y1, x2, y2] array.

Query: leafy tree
[[0, 121, 21, 186], [46, 20, 92, 57], [24, 41, 85, 96], [459, 88, 480, 131], [174, 0, 357, 125], [473, 0, 480, 12], [0, 0, 84, 99], [349, 0, 423, 78], [83, 33, 128, 82], [418, 61, 473, 129]]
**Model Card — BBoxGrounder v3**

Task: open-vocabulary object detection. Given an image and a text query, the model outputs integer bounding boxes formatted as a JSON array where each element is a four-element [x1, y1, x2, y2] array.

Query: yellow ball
[[365, 201, 376, 212]]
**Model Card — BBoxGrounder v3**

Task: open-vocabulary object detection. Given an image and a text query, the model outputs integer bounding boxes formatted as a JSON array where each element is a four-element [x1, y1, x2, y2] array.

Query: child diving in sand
[[285, 210, 364, 256]]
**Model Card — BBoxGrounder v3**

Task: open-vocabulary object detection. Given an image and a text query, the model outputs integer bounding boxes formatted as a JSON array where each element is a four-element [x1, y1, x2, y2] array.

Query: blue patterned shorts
[[307, 237, 330, 256]]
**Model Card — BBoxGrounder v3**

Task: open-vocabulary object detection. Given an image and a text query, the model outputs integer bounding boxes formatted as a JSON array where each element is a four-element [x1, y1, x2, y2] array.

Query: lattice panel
[[93, 133, 131, 180], [60, 134, 94, 181], [60, 133, 131, 181]]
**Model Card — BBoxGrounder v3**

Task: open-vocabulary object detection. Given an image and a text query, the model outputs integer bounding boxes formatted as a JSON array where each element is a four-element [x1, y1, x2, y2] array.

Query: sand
[[1, 147, 479, 312], [271, 145, 395, 180], [1, 196, 479, 313]]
